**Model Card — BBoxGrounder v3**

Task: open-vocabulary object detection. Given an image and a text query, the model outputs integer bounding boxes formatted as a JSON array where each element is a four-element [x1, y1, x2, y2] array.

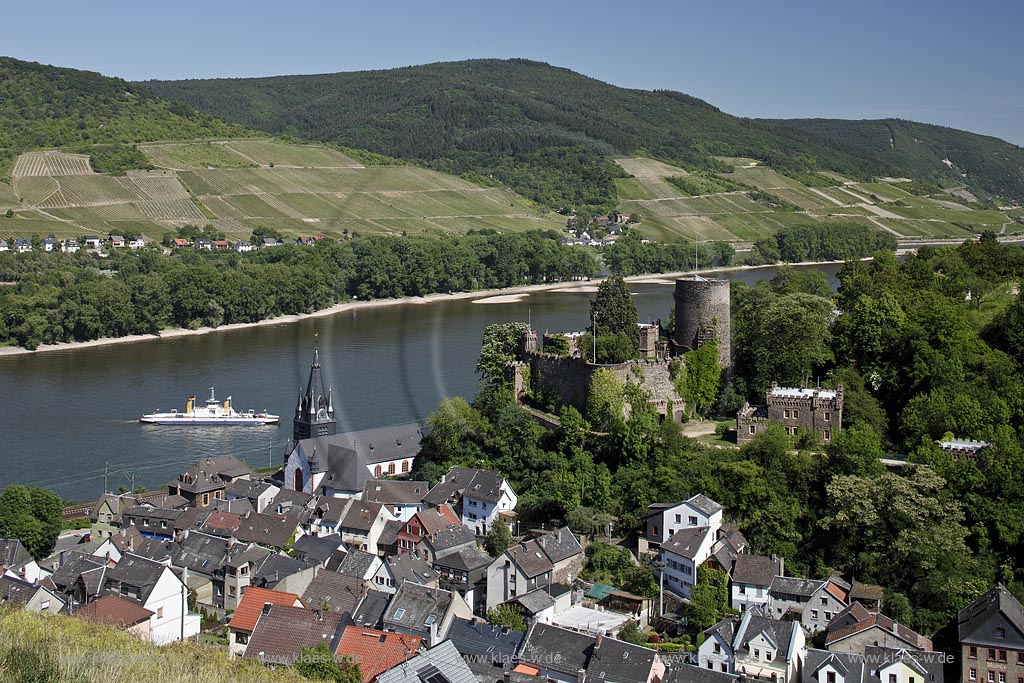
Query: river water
[[0, 264, 840, 502]]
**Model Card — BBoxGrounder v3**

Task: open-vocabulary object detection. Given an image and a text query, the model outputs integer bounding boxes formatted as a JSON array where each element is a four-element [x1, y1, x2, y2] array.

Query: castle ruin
[[673, 277, 731, 370]]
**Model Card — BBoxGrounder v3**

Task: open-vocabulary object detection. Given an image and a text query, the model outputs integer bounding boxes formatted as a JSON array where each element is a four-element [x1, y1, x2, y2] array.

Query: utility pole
[[592, 312, 598, 362], [103, 461, 109, 494]]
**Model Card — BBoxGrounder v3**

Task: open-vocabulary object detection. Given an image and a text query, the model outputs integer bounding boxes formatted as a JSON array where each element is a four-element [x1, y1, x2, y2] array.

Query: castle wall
[[674, 278, 731, 370]]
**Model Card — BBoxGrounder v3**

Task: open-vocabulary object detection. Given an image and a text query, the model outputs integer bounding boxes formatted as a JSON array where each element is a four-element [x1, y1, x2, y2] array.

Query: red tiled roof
[[204, 511, 243, 531], [335, 626, 423, 683], [824, 580, 848, 603], [76, 594, 153, 627], [228, 586, 302, 633], [825, 614, 932, 650]]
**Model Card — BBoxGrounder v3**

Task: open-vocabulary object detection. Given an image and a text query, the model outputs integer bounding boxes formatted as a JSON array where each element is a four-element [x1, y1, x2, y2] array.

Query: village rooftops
[[519, 622, 595, 677], [385, 552, 439, 586], [433, 545, 491, 573], [342, 501, 387, 533], [352, 589, 391, 629], [227, 586, 302, 633], [506, 539, 554, 578], [334, 626, 424, 683], [0, 575, 51, 609], [292, 534, 345, 566], [535, 526, 583, 564], [103, 553, 168, 605], [301, 570, 362, 614], [802, 650, 865, 683], [664, 526, 712, 560], [422, 524, 477, 556], [586, 635, 659, 683], [376, 640, 477, 683], [415, 506, 461, 536], [338, 550, 380, 579], [731, 554, 782, 586], [0, 538, 33, 571], [244, 603, 345, 665], [76, 594, 153, 627], [958, 583, 1024, 646], [423, 467, 507, 506], [825, 613, 932, 650], [447, 617, 524, 667], [170, 532, 229, 575], [770, 575, 824, 598], [382, 582, 453, 634], [171, 454, 253, 494], [232, 510, 300, 549], [363, 480, 429, 505]]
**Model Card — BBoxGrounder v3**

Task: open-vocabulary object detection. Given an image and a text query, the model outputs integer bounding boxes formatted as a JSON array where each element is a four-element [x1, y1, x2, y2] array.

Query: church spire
[[293, 349, 336, 443]]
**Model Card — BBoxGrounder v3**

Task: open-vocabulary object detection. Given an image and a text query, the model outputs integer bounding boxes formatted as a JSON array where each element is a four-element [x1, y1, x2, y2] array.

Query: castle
[[511, 276, 732, 423], [737, 384, 844, 445]]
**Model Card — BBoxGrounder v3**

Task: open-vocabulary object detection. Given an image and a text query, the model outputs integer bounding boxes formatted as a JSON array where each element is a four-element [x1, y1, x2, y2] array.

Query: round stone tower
[[673, 277, 731, 369]]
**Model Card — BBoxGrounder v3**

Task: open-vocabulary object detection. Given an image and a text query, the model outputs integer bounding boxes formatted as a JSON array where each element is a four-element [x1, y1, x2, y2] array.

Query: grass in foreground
[[0, 609, 305, 683]]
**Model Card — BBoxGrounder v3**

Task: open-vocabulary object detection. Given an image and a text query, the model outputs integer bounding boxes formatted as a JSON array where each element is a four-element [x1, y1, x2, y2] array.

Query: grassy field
[[0, 139, 564, 240]]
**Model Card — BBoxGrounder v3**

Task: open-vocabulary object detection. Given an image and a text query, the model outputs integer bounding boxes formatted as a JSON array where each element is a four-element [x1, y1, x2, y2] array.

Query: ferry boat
[[140, 388, 278, 425]]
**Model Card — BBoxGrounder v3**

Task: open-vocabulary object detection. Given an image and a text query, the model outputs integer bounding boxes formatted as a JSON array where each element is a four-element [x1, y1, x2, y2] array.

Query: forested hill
[[0, 57, 247, 176], [757, 117, 1024, 200], [140, 58, 1024, 209]]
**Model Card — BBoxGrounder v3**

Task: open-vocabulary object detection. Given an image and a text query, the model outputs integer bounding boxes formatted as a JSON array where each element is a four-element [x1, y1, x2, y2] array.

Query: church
[[283, 351, 425, 497]]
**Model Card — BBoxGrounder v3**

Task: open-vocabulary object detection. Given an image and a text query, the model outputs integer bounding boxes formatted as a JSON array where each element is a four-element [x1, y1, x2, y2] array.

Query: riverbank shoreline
[[0, 259, 852, 357]]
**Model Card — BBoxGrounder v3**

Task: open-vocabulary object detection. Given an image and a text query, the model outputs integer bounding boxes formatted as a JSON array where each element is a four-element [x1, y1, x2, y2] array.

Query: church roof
[[296, 349, 333, 423]]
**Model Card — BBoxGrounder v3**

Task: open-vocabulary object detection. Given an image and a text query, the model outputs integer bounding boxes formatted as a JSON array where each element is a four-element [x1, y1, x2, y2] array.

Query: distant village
[[0, 348, 1016, 683], [0, 232, 333, 254]]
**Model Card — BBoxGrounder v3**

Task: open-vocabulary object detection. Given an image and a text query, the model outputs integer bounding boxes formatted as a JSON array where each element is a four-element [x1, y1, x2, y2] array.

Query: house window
[[999, 673, 1005, 683], [228, 586, 236, 597], [811, 609, 819, 619], [469, 500, 478, 507], [889, 675, 897, 683], [969, 669, 977, 681], [821, 597, 828, 605], [988, 673, 995, 683], [688, 516, 698, 525], [157, 607, 164, 619], [739, 586, 746, 595], [707, 662, 714, 670], [989, 649, 997, 661], [825, 612, 832, 620], [1018, 652, 1024, 664], [237, 633, 249, 645], [653, 525, 658, 536], [996, 629, 1006, 639], [714, 643, 721, 654], [753, 649, 760, 659], [999, 651, 1007, 662], [721, 665, 728, 673], [40, 600, 50, 610], [969, 647, 978, 659]]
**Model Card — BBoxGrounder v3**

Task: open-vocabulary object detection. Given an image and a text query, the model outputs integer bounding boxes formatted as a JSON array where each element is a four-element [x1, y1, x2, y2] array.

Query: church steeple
[[293, 349, 336, 442]]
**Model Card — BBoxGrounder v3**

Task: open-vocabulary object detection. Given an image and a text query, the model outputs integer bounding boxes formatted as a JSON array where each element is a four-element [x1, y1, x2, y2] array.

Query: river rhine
[[0, 264, 840, 502]]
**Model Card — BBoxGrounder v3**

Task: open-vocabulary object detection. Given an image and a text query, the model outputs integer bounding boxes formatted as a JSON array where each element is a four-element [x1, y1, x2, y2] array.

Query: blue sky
[[6, 0, 1024, 144]]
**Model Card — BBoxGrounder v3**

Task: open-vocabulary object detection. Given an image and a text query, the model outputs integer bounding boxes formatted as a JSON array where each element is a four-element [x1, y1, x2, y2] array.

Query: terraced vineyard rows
[[12, 152, 93, 177]]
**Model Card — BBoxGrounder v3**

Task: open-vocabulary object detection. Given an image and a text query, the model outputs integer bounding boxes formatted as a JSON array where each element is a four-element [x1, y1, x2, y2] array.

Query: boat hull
[[140, 415, 278, 425]]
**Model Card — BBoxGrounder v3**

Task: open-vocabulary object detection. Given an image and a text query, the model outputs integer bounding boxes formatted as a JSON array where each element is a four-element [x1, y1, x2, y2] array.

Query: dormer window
[[827, 673, 836, 683], [996, 627, 1005, 638]]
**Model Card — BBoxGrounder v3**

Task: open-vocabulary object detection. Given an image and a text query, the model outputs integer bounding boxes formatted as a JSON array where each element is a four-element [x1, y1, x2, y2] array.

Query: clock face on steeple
[[317, 408, 329, 421]]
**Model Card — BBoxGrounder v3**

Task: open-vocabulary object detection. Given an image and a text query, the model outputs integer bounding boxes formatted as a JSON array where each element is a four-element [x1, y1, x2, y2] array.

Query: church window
[[388, 462, 396, 475], [375, 465, 382, 477], [402, 460, 410, 473]]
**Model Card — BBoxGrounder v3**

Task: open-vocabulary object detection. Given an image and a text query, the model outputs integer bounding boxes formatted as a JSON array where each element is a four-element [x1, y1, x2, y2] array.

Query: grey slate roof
[[244, 603, 345, 665], [704, 616, 737, 646], [687, 493, 723, 516], [770, 575, 824, 598], [586, 636, 658, 683], [292, 534, 344, 566], [663, 527, 712, 560], [663, 666, 741, 683], [737, 613, 799, 660], [342, 501, 387, 532], [377, 640, 477, 683], [433, 546, 492, 573], [802, 650, 866, 683], [423, 468, 508, 507], [301, 570, 362, 613], [511, 588, 555, 616], [446, 616, 524, 666], [352, 589, 392, 629], [0, 539, 33, 570], [232, 510, 299, 549], [225, 478, 275, 500], [293, 423, 424, 493], [363, 480, 429, 505], [422, 524, 477, 557], [958, 583, 1024, 644], [382, 582, 454, 636], [252, 553, 315, 590], [171, 455, 253, 495], [506, 539, 554, 578], [385, 552, 439, 586], [519, 622, 595, 676], [0, 575, 50, 609], [49, 552, 105, 595], [536, 527, 583, 564], [379, 519, 404, 550], [103, 553, 169, 605], [731, 554, 781, 587], [171, 532, 229, 576], [338, 550, 379, 578]]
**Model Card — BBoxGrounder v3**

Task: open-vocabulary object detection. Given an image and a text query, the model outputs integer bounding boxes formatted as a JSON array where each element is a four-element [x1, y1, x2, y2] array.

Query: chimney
[[504, 672, 511, 683], [429, 619, 439, 647], [262, 602, 273, 615], [595, 632, 603, 648], [578, 669, 587, 683]]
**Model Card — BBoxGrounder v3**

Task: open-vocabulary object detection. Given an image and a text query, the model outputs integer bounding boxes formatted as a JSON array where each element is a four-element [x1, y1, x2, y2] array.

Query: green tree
[[617, 620, 646, 645], [476, 322, 529, 390], [590, 275, 639, 351], [587, 369, 625, 432], [485, 517, 513, 557], [487, 603, 526, 632], [0, 484, 63, 559], [294, 643, 361, 683]]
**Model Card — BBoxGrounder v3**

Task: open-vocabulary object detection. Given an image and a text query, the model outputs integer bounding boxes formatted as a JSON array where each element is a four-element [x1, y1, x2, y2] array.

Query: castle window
[[784, 410, 791, 419], [749, 425, 756, 434], [824, 430, 831, 441], [969, 647, 978, 659], [969, 669, 976, 681], [793, 409, 799, 418], [824, 412, 831, 421]]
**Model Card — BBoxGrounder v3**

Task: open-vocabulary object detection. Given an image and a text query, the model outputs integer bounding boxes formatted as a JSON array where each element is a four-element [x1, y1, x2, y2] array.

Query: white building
[[423, 468, 518, 536], [642, 494, 723, 548]]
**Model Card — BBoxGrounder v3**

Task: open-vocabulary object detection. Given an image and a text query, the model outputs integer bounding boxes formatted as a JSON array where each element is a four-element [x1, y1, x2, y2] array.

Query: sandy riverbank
[[0, 259, 853, 357]]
